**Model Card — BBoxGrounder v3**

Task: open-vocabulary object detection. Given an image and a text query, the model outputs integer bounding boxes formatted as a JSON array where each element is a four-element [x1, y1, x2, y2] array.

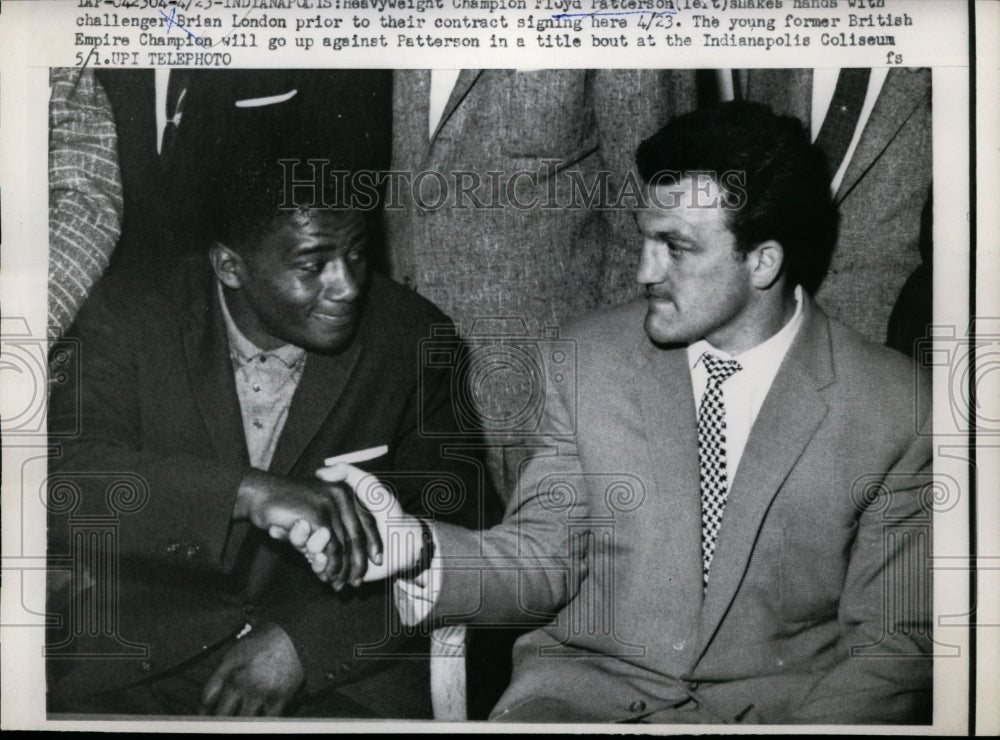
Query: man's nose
[[636, 239, 667, 286], [321, 258, 361, 302]]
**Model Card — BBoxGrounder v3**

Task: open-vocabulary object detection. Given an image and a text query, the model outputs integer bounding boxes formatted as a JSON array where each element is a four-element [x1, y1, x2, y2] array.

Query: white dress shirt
[[154, 68, 172, 155], [429, 69, 462, 138]]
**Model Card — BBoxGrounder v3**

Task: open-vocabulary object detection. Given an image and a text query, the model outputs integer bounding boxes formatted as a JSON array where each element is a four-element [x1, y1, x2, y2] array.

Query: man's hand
[[234, 469, 381, 589], [277, 463, 426, 584], [200, 622, 304, 717]]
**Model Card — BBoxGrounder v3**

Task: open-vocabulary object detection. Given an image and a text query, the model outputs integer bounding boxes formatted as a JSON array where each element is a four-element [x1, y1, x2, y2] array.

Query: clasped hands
[[279, 463, 429, 585], [212, 464, 419, 716], [238, 464, 422, 589]]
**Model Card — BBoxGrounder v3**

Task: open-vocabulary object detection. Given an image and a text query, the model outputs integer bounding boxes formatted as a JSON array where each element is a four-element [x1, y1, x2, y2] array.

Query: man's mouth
[[312, 310, 356, 325]]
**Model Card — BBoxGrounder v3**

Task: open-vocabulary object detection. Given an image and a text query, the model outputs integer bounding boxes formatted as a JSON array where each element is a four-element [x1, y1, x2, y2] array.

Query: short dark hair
[[635, 101, 838, 294], [209, 154, 369, 253]]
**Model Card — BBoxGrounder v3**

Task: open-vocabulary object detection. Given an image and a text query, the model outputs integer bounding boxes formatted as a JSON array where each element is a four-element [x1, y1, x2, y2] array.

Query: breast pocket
[[233, 88, 298, 108]]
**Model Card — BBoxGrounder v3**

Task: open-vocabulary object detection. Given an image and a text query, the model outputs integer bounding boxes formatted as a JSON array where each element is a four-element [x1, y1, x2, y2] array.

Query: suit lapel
[[235, 334, 360, 601], [835, 67, 930, 202], [429, 69, 483, 146], [267, 337, 362, 476], [695, 300, 834, 657], [635, 339, 706, 611], [242, 312, 363, 599], [181, 276, 249, 468]]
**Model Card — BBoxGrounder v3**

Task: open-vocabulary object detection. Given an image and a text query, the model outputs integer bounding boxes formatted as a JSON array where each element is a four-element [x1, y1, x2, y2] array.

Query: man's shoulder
[[561, 300, 648, 346], [556, 301, 670, 378], [77, 255, 210, 327], [362, 273, 454, 341], [815, 306, 930, 425], [824, 310, 923, 385]]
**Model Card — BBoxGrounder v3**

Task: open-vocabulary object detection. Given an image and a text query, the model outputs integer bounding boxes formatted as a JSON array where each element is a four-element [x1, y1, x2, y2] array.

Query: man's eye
[[346, 250, 366, 264], [300, 261, 323, 274]]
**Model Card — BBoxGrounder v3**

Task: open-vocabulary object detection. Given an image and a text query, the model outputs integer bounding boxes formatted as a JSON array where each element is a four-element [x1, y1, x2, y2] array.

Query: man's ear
[[748, 239, 785, 290], [209, 242, 245, 290]]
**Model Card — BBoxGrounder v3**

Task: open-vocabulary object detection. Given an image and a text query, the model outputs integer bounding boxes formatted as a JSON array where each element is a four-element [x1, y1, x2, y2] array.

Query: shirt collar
[[217, 281, 306, 369], [687, 285, 805, 372]]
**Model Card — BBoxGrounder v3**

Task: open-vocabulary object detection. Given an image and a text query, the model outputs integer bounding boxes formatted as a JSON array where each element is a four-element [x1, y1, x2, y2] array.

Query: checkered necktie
[[697, 352, 742, 587]]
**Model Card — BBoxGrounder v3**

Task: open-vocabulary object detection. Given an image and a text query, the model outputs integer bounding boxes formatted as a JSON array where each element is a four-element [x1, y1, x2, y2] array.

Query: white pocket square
[[234, 89, 298, 108], [324, 445, 389, 467]]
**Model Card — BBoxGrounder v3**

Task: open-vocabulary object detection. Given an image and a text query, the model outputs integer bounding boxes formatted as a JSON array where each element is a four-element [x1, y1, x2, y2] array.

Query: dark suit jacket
[[426, 297, 933, 724], [46, 257, 496, 715], [740, 68, 932, 345], [96, 69, 392, 272]]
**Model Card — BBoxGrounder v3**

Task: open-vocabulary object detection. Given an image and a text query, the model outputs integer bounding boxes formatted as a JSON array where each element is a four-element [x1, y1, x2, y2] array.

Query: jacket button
[[184, 545, 200, 558], [686, 681, 698, 691], [325, 671, 336, 681], [672, 641, 685, 651], [629, 700, 646, 713], [140, 660, 152, 672], [165, 543, 179, 554], [339, 661, 351, 672]]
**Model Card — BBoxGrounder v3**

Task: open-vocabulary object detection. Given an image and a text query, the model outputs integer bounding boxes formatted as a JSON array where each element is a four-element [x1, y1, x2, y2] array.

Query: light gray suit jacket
[[426, 297, 933, 724], [742, 68, 932, 344]]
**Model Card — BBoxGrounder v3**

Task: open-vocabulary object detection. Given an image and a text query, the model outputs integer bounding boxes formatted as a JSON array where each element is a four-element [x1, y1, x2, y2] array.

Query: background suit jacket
[[386, 69, 697, 327], [741, 68, 932, 346], [426, 297, 933, 724], [384, 69, 697, 495], [46, 257, 496, 715], [96, 69, 393, 272]]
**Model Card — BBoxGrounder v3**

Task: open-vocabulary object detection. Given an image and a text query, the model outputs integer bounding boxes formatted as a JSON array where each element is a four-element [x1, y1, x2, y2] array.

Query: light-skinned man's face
[[636, 179, 758, 353], [216, 210, 369, 353]]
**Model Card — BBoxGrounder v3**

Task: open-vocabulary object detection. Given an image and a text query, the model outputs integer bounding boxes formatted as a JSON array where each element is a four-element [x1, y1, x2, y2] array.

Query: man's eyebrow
[[288, 245, 332, 258], [289, 239, 366, 258], [653, 230, 692, 244], [641, 223, 693, 244]]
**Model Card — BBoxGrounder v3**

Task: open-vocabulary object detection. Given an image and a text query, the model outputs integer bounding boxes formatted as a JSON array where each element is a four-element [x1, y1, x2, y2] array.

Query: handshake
[[236, 450, 427, 590]]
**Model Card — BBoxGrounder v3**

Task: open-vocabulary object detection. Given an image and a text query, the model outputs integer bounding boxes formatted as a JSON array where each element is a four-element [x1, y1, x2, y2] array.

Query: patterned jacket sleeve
[[48, 66, 123, 339]]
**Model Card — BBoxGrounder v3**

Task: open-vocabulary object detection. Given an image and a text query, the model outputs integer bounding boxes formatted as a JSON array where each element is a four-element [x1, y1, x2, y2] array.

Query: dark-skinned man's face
[[225, 210, 369, 353]]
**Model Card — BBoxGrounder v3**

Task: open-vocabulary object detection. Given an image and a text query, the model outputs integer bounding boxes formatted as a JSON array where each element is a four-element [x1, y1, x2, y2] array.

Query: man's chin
[[644, 310, 691, 349], [301, 321, 360, 354]]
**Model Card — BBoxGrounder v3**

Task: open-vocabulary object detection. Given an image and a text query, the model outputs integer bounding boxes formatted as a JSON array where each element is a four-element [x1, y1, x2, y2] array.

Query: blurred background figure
[[713, 68, 932, 352], [386, 69, 699, 497], [48, 67, 122, 340]]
